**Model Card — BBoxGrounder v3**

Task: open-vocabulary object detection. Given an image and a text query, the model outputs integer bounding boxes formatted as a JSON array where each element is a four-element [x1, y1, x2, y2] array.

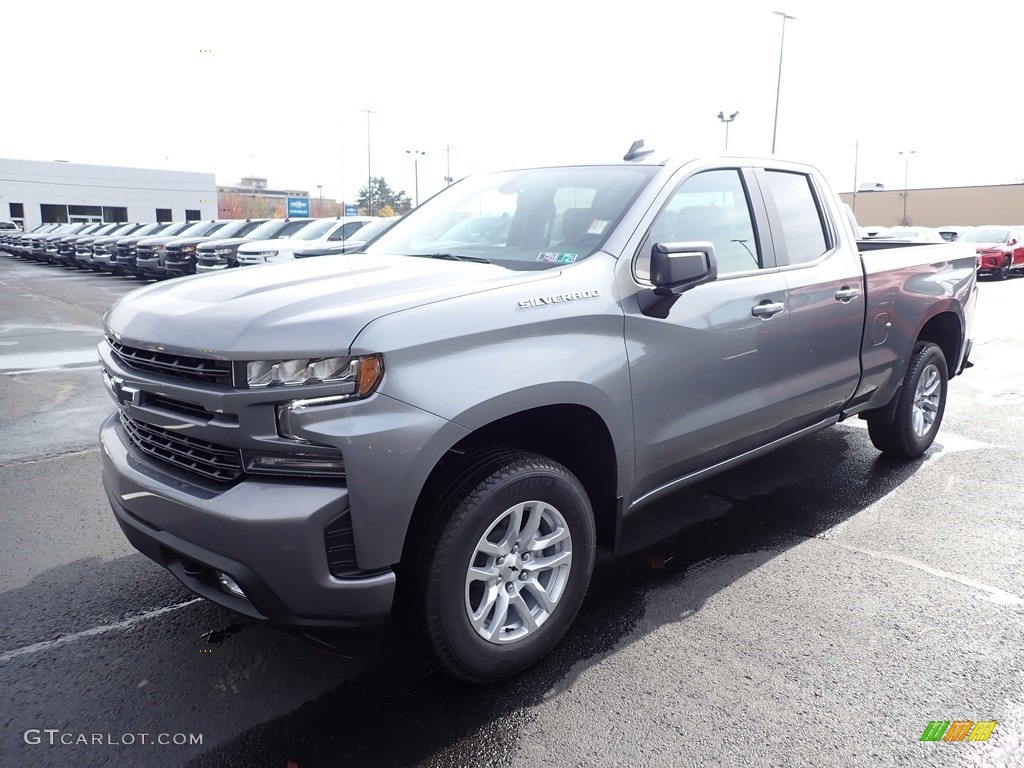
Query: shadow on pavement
[[185, 424, 934, 768]]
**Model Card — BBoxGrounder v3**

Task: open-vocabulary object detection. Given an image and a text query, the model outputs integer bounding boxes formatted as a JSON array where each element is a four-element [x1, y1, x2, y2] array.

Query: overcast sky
[[3, 0, 1021, 206]]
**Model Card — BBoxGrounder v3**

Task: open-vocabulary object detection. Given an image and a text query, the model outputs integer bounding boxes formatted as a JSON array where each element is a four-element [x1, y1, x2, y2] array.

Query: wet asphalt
[[0, 256, 1022, 768]]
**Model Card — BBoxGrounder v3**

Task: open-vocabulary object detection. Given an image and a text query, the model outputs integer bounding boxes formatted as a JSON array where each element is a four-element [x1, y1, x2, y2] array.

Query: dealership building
[[0, 158, 217, 230]]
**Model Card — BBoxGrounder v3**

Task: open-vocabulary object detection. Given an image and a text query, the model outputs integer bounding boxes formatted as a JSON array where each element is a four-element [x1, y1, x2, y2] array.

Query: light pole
[[899, 149, 916, 225], [717, 111, 739, 151], [406, 149, 426, 207], [316, 185, 322, 216], [852, 140, 860, 215], [444, 144, 453, 185], [771, 11, 796, 155], [361, 109, 376, 215]]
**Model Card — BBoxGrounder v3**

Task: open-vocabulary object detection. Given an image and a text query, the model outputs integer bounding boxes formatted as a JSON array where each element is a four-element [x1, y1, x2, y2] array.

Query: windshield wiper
[[409, 253, 491, 264]]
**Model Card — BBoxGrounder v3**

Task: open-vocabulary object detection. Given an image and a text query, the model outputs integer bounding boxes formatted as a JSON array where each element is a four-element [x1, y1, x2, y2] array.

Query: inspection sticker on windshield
[[587, 220, 608, 235], [537, 252, 580, 263]]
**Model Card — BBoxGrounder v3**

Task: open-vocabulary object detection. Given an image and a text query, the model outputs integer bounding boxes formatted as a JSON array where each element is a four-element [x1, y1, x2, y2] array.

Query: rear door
[[755, 167, 864, 425]]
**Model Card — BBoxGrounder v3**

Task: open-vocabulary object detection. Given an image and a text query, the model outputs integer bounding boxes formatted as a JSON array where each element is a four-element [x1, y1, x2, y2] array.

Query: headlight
[[246, 353, 384, 392], [184, 245, 197, 253], [151, 244, 165, 252]]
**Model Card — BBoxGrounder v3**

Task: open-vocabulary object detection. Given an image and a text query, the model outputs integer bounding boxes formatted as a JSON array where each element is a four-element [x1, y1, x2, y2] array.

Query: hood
[[293, 243, 353, 258], [197, 236, 252, 251], [165, 235, 222, 248], [236, 237, 304, 253], [973, 243, 1007, 252], [104, 254, 556, 358], [136, 235, 189, 247]]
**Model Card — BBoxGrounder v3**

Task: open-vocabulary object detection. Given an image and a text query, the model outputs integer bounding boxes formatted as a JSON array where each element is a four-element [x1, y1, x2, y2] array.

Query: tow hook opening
[[217, 571, 247, 600]]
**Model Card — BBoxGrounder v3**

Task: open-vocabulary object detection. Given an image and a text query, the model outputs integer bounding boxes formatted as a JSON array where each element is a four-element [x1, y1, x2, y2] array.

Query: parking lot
[[1, 257, 1022, 768]]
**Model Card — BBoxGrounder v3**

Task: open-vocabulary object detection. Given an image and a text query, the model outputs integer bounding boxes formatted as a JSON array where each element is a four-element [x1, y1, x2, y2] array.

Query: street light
[[899, 149, 916, 225], [316, 185, 322, 216], [444, 144, 454, 186], [717, 111, 739, 151], [406, 149, 426, 208], [771, 11, 796, 154], [362, 109, 376, 215]]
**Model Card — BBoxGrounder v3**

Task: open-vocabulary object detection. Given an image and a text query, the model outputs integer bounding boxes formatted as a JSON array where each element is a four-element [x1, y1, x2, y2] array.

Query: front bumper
[[196, 260, 231, 272], [163, 258, 195, 276], [94, 254, 120, 271], [101, 412, 396, 626], [135, 257, 165, 277]]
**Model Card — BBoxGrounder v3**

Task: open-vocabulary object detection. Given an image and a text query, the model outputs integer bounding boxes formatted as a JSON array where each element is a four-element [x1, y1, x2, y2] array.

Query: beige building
[[840, 184, 1024, 228]]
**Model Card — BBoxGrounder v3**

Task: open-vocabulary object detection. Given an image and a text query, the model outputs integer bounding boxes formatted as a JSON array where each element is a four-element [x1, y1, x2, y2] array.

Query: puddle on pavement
[[0, 348, 99, 371]]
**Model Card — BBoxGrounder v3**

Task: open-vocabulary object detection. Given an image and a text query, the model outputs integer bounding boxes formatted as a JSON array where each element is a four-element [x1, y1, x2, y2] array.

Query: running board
[[628, 415, 841, 513]]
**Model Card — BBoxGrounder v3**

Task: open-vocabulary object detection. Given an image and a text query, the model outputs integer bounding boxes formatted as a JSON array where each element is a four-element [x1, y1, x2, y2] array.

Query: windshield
[[127, 223, 169, 238], [960, 228, 1009, 243], [363, 166, 657, 269], [160, 221, 197, 237], [291, 219, 339, 240], [107, 223, 142, 237], [199, 219, 249, 238], [93, 223, 125, 235], [175, 221, 221, 238], [240, 219, 289, 240], [348, 218, 396, 242]]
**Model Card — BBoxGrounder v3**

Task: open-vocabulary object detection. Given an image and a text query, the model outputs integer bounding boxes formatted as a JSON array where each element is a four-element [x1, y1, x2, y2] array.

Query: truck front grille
[[108, 338, 234, 386], [120, 412, 243, 483]]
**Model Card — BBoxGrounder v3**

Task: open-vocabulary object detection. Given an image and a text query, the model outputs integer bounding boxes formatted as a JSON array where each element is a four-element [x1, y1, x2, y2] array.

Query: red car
[[959, 226, 1024, 280]]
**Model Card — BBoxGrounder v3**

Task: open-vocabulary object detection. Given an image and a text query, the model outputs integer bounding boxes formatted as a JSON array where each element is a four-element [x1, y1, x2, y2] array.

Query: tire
[[867, 341, 948, 458], [996, 255, 1011, 281], [405, 449, 596, 683]]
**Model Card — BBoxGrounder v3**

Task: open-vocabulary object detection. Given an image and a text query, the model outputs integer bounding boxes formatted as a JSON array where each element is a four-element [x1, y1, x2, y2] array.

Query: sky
[[3, 0, 1022, 206]]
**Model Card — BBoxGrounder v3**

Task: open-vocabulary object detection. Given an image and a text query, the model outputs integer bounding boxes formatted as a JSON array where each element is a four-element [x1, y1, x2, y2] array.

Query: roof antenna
[[623, 139, 655, 162]]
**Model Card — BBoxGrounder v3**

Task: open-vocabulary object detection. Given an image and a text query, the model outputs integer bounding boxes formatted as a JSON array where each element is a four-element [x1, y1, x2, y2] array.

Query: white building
[[0, 158, 217, 229]]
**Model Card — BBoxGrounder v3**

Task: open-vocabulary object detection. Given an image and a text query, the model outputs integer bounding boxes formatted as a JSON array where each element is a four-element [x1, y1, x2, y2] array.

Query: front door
[[623, 168, 796, 500]]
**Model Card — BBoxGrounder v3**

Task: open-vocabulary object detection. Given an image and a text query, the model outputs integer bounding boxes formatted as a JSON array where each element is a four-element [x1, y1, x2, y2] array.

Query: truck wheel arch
[[915, 309, 963, 375], [401, 403, 621, 571]]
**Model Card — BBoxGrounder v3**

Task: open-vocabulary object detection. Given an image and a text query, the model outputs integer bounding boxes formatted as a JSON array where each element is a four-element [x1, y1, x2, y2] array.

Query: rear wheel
[[867, 341, 948, 458], [405, 450, 596, 683]]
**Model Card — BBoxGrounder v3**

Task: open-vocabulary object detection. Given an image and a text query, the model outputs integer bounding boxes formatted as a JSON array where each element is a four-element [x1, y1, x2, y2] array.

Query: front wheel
[[405, 450, 596, 683], [867, 341, 948, 458]]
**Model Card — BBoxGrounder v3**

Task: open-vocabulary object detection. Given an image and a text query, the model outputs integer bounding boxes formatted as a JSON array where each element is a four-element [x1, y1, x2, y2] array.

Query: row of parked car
[[862, 224, 1024, 280], [0, 215, 399, 278]]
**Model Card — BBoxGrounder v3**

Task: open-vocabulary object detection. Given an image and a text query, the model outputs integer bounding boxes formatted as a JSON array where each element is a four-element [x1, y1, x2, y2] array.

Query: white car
[[236, 216, 380, 265], [884, 227, 946, 243]]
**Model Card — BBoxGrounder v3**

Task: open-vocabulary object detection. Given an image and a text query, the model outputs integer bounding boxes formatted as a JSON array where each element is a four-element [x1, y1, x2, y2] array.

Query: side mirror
[[650, 242, 718, 295]]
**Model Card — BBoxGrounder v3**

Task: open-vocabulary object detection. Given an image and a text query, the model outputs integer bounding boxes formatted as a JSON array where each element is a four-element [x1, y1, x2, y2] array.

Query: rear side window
[[764, 171, 829, 265]]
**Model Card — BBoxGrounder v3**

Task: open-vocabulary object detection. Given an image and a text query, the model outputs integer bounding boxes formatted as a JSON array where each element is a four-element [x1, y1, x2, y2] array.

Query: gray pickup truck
[[99, 146, 977, 682]]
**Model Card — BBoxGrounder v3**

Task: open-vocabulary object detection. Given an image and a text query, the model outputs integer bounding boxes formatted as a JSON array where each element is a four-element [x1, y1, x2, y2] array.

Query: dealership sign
[[287, 197, 310, 217]]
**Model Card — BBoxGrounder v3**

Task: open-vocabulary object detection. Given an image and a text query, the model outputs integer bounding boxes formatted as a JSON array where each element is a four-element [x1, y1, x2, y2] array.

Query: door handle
[[751, 301, 785, 318], [834, 286, 861, 302]]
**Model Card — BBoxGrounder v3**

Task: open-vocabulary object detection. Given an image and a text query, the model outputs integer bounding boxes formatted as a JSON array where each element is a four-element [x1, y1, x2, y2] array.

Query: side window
[[635, 169, 759, 280], [764, 171, 829, 265]]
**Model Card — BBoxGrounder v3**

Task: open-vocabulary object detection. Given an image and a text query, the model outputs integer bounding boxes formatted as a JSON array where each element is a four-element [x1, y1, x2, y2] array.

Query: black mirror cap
[[650, 242, 718, 295]]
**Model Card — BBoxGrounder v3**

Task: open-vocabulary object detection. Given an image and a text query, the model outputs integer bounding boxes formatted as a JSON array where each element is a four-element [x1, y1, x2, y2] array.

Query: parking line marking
[[1, 363, 101, 376], [833, 543, 1024, 606], [0, 598, 203, 664]]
